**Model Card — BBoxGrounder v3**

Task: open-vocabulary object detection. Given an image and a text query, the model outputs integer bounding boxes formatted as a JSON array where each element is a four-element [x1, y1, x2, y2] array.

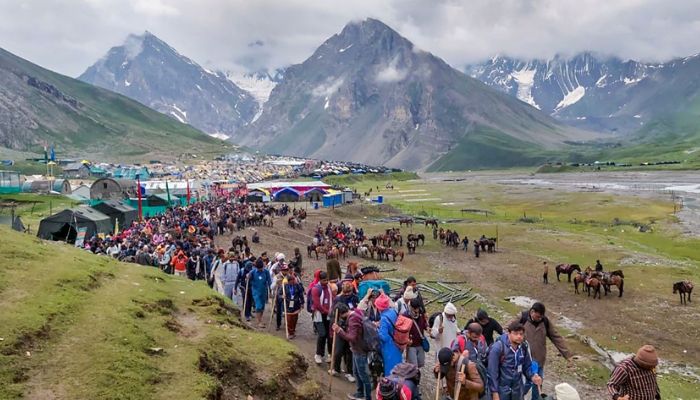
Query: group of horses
[[556, 264, 624, 299]]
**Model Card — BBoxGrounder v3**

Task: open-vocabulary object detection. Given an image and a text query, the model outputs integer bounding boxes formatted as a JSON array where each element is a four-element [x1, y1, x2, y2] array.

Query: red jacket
[[171, 252, 188, 272], [311, 284, 332, 315]]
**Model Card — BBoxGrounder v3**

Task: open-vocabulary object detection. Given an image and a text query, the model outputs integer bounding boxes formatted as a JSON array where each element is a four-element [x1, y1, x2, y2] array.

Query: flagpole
[[137, 175, 143, 222]]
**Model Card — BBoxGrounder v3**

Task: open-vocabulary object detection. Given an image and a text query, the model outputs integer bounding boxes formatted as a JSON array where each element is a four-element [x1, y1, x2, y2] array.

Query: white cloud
[[312, 77, 344, 97], [375, 57, 408, 83], [0, 0, 699, 77]]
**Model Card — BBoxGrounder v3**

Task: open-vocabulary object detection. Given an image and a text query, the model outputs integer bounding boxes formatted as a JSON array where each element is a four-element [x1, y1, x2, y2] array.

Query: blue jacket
[[487, 333, 534, 397], [378, 308, 403, 376], [249, 268, 272, 300]]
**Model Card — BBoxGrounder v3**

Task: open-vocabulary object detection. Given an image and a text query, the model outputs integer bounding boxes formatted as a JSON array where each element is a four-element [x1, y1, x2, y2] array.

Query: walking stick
[[454, 363, 466, 399], [435, 371, 442, 400], [242, 276, 250, 320], [282, 278, 290, 339], [268, 293, 276, 331], [328, 309, 339, 393]]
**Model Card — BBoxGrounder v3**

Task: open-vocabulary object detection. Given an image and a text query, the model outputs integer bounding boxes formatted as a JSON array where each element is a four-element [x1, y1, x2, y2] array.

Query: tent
[[303, 187, 327, 202], [91, 200, 138, 231], [273, 187, 301, 202], [37, 207, 112, 243]]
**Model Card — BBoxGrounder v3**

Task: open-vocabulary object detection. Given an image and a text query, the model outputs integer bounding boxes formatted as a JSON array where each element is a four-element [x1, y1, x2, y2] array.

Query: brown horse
[[586, 276, 602, 299], [556, 264, 581, 282], [399, 217, 414, 227], [307, 244, 320, 260], [673, 280, 694, 305], [602, 273, 624, 297], [573, 272, 586, 294], [424, 218, 438, 228]]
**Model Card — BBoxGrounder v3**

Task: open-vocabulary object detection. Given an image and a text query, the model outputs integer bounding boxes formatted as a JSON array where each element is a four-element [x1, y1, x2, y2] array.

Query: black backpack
[[428, 311, 443, 338], [362, 316, 381, 352]]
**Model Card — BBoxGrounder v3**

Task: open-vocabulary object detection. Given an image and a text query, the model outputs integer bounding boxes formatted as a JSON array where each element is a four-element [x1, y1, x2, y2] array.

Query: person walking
[[542, 262, 549, 284], [284, 273, 304, 339], [406, 298, 428, 368], [271, 264, 291, 331], [249, 258, 272, 329], [327, 257, 342, 281], [311, 271, 334, 364], [171, 249, 189, 277], [333, 307, 372, 400], [434, 347, 484, 400], [464, 309, 503, 347], [431, 302, 459, 351], [509, 302, 573, 400], [377, 292, 403, 376], [221, 252, 239, 303], [607, 345, 660, 400], [487, 322, 542, 400], [329, 303, 356, 383], [453, 322, 487, 364]]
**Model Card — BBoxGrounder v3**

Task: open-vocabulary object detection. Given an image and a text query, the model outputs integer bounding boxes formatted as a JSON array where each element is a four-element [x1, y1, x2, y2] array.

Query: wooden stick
[[268, 287, 276, 331], [454, 363, 466, 399], [242, 274, 250, 319], [282, 279, 289, 339], [328, 309, 340, 392], [435, 371, 442, 400]]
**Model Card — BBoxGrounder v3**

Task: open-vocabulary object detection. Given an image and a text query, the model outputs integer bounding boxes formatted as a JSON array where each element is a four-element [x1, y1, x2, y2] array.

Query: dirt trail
[[215, 203, 699, 399]]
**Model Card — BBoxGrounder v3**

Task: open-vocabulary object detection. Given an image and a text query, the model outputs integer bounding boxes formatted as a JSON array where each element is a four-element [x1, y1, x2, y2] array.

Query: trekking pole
[[242, 277, 250, 320], [268, 292, 276, 331], [328, 309, 339, 393], [454, 363, 465, 399], [435, 371, 442, 400], [282, 279, 290, 339]]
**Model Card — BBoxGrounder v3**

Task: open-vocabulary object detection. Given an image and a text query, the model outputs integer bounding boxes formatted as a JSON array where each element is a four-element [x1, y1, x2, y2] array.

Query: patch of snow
[[208, 132, 230, 140], [172, 104, 187, 120], [633, 114, 642, 118], [554, 86, 585, 112], [124, 79, 131, 87], [250, 107, 264, 124], [663, 184, 700, 194], [624, 76, 643, 85], [324, 97, 330, 110], [227, 71, 278, 107], [170, 111, 185, 124], [339, 44, 353, 53], [121, 60, 129, 68], [595, 74, 607, 87], [576, 116, 587, 120], [195, 84, 202, 91], [511, 68, 540, 109], [317, 55, 323, 59]]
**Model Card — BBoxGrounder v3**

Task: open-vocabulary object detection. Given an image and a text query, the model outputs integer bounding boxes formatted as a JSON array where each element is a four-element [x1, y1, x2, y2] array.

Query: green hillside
[[0, 227, 320, 399], [0, 48, 230, 162]]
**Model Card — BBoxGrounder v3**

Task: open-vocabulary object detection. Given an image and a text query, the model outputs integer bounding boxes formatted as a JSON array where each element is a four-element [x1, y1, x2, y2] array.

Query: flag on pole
[[186, 180, 191, 204], [137, 176, 143, 222], [166, 180, 172, 206], [114, 218, 120, 236], [50, 146, 55, 162]]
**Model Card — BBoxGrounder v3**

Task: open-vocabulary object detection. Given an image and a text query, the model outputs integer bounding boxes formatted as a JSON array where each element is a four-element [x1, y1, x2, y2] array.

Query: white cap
[[555, 383, 581, 400], [276, 253, 285, 261]]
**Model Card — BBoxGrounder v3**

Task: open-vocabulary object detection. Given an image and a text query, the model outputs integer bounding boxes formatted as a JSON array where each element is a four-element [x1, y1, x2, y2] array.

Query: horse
[[609, 270, 625, 279], [399, 217, 414, 227], [307, 244, 320, 260], [231, 236, 245, 252], [673, 280, 694, 305], [424, 218, 438, 228], [602, 273, 624, 297], [556, 264, 581, 282], [288, 217, 302, 230], [586, 276, 602, 299], [262, 214, 274, 227], [407, 239, 417, 254], [385, 248, 404, 262]]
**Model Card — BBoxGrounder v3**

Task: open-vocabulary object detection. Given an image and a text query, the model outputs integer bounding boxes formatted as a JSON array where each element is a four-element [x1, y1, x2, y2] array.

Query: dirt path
[[215, 204, 696, 398]]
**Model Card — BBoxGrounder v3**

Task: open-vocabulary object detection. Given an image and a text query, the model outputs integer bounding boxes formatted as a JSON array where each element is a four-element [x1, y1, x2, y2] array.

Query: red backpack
[[391, 314, 413, 351]]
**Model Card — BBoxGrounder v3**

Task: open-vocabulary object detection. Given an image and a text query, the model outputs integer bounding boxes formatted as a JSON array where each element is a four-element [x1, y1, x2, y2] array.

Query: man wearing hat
[[271, 262, 291, 331], [431, 302, 459, 352], [395, 286, 417, 316], [434, 347, 484, 400], [377, 292, 403, 376], [607, 345, 660, 400]]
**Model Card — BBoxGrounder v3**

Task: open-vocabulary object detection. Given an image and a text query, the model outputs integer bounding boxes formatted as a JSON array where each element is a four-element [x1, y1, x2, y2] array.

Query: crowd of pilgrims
[[77, 198, 658, 400]]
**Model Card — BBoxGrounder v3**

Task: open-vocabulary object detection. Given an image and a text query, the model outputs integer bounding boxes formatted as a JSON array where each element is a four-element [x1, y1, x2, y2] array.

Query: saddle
[[683, 281, 694, 291]]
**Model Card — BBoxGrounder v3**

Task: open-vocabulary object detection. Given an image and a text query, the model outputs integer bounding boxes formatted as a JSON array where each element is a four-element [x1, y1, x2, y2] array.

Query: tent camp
[[273, 187, 301, 202], [37, 207, 112, 243], [303, 187, 327, 202], [91, 200, 137, 231], [90, 178, 138, 201]]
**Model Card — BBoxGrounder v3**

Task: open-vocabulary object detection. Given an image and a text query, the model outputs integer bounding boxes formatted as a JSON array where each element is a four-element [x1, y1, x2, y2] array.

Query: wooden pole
[[282, 278, 290, 339], [242, 275, 250, 320], [435, 371, 442, 400], [328, 309, 340, 392], [268, 287, 277, 331], [454, 363, 466, 399]]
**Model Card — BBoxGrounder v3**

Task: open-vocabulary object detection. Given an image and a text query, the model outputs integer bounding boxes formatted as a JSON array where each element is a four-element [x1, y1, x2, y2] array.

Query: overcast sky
[[1, 0, 699, 77]]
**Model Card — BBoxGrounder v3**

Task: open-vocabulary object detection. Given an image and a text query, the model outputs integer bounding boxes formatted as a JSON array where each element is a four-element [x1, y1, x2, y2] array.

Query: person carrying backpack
[[431, 302, 459, 353], [377, 292, 403, 376], [434, 347, 484, 400], [406, 298, 428, 368], [376, 362, 420, 400], [452, 323, 488, 365], [487, 321, 542, 400], [465, 309, 503, 347], [508, 302, 573, 400], [329, 303, 356, 383], [333, 307, 373, 400]]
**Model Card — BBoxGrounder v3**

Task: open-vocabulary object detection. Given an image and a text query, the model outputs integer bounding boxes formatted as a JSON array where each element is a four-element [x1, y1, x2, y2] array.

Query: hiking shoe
[[344, 373, 356, 383], [328, 369, 338, 376], [347, 394, 363, 400], [314, 355, 323, 364], [323, 355, 331, 363], [276, 326, 281, 331]]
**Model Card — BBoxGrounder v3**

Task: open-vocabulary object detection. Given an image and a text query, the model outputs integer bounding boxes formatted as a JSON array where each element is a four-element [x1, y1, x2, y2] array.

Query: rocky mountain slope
[[237, 19, 594, 170], [79, 32, 259, 140]]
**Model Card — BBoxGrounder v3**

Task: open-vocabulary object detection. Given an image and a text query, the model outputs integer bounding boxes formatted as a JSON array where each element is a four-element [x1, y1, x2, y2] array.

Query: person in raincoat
[[376, 292, 402, 376], [249, 257, 272, 329]]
